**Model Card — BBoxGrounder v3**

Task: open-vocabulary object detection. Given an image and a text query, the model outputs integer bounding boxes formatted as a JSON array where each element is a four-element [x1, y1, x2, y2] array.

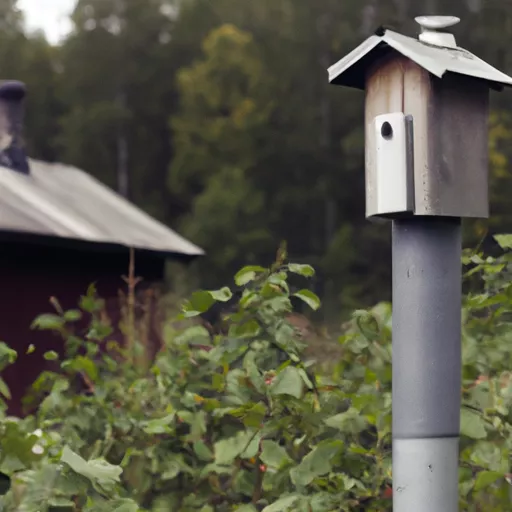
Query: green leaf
[[0, 342, 17, 371], [0, 422, 43, 473], [293, 290, 321, 311], [214, 437, 242, 465], [27, 344, 36, 354], [48, 498, 76, 510], [235, 506, 258, 512], [244, 354, 266, 394], [87, 322, 112, 341], [0, 377, 11, 399], [474, 470, 503, 491], [161, 457, 184, 481], [142, 413, 176, 434], [31, 314, 65, 331], [79, 283, 103, 313], [268, 272, 289, 293], [101, 499, 140, 512], [461, 408, 487, 440], [290, 441, 342, 487], [309, 492, 343, 511], [288, 264, 315, 277], [242, 402, 267, 428], [470, 440, 503, 472], [181, 411, 207, 442], [354, 310, 380, 340], [494, 234, 512, 249], [193, 441, 213, 461], [209, 287, 233, 302], [199, 463, 232, 478], [61, 356, 98, 381], [298, 368, 314, 389], [63, 309, 82, 322], [324, 408, 367, 434], [262, 495, 300, 512], [235, 266, 266, 286], [260, 441, 292, 469], [214, 431, 261, 465], [175, 325, 211, 346], [60, 446, 122, 486], [182, 291, 215, 317], [241, 431, 261, 460], [270, 366, 304, 399], [44, 351, 59, 361], [183, 288, 233, 316], [231, 318, 261, 338]]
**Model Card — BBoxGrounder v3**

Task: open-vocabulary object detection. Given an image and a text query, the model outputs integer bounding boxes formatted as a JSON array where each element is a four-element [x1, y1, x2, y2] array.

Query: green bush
[[0, 238, 512, 510]]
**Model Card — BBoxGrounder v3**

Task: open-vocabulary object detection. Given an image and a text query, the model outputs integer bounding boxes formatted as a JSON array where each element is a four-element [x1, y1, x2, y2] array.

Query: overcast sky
[[18, 0, 76, 44]]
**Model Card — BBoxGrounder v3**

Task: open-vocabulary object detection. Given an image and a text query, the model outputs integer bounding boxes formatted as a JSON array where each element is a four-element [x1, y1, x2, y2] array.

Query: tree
[[57, 0, 179, 220], [169, 0, 396, 313], [170, 24, 275, 284], [0, 1, 61, 161]]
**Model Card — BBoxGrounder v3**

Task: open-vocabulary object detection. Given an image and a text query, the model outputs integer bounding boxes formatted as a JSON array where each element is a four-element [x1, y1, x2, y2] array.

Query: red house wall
[[0, 237, 166, 416]]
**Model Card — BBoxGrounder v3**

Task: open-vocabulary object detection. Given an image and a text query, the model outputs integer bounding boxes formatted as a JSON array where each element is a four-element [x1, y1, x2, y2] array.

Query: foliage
[[0, 297, 139, 510], [0, 418, 138, 511], [0, 242, 512, 509], [457, 234, 512, 509]]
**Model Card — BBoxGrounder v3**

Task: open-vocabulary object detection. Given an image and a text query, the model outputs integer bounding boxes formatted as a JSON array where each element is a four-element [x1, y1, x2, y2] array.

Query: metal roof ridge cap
[[383, 32, 446, 78], [385, 31, 512, 84]]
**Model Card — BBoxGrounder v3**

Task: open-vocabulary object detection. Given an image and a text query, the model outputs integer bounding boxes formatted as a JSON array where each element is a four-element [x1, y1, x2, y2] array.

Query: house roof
[[328, 29, 512, 90], [0, 159, 204, 258]]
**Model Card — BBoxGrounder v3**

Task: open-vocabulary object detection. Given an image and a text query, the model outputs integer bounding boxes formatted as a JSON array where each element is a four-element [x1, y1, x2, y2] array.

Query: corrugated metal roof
[[329, 29, 512, 90], [0, 159, 204, 257]]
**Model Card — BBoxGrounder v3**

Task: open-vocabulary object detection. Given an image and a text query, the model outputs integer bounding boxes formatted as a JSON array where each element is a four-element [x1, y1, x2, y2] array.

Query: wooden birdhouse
[[328, 16, 512, 219]]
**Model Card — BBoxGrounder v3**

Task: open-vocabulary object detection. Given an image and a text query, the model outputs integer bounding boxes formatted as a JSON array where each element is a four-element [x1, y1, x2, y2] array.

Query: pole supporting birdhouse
[[392, 217, 461, 510], [328, 15, 512, 512]]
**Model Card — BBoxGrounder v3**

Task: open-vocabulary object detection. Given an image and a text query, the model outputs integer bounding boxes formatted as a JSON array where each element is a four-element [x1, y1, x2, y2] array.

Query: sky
[[18, 0, 76, 45]]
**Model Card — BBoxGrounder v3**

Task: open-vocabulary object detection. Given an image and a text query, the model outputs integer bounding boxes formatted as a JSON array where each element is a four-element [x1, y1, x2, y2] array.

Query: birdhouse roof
[[329, 29, 512, 90]]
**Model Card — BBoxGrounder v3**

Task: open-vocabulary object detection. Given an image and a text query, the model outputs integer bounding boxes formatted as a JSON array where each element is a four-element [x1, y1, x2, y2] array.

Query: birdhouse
[[328, 16, 512, 219]]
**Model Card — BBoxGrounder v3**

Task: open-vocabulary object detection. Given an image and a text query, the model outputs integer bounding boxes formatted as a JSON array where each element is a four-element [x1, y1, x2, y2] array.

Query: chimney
[[0, 81, 29, 174]]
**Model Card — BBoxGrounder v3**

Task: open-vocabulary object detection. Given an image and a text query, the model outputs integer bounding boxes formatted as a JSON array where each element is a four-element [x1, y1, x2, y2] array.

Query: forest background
[[5, 0, 512, 322]]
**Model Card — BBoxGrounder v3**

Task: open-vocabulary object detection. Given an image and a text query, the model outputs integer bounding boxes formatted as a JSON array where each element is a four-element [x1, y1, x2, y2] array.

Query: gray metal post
[[392, 217, 461, 512]]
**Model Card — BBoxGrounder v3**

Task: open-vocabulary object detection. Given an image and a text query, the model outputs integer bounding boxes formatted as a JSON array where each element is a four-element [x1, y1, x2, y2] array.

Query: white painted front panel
[[374, 112, 410, 215]]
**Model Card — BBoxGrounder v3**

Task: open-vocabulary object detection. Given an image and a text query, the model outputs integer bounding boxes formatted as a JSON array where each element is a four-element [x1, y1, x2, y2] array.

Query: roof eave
[[328, 35, 383, 87], [0, 228, 205, 260]]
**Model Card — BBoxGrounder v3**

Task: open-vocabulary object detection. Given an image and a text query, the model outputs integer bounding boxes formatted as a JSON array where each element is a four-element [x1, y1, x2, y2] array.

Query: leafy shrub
[[0, 346, 138, 511], [0, 239, 512, 510]]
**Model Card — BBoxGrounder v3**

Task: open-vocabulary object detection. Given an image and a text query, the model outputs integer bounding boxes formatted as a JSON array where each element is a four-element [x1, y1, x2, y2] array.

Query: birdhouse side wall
[[404, 66, 489, 218]]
